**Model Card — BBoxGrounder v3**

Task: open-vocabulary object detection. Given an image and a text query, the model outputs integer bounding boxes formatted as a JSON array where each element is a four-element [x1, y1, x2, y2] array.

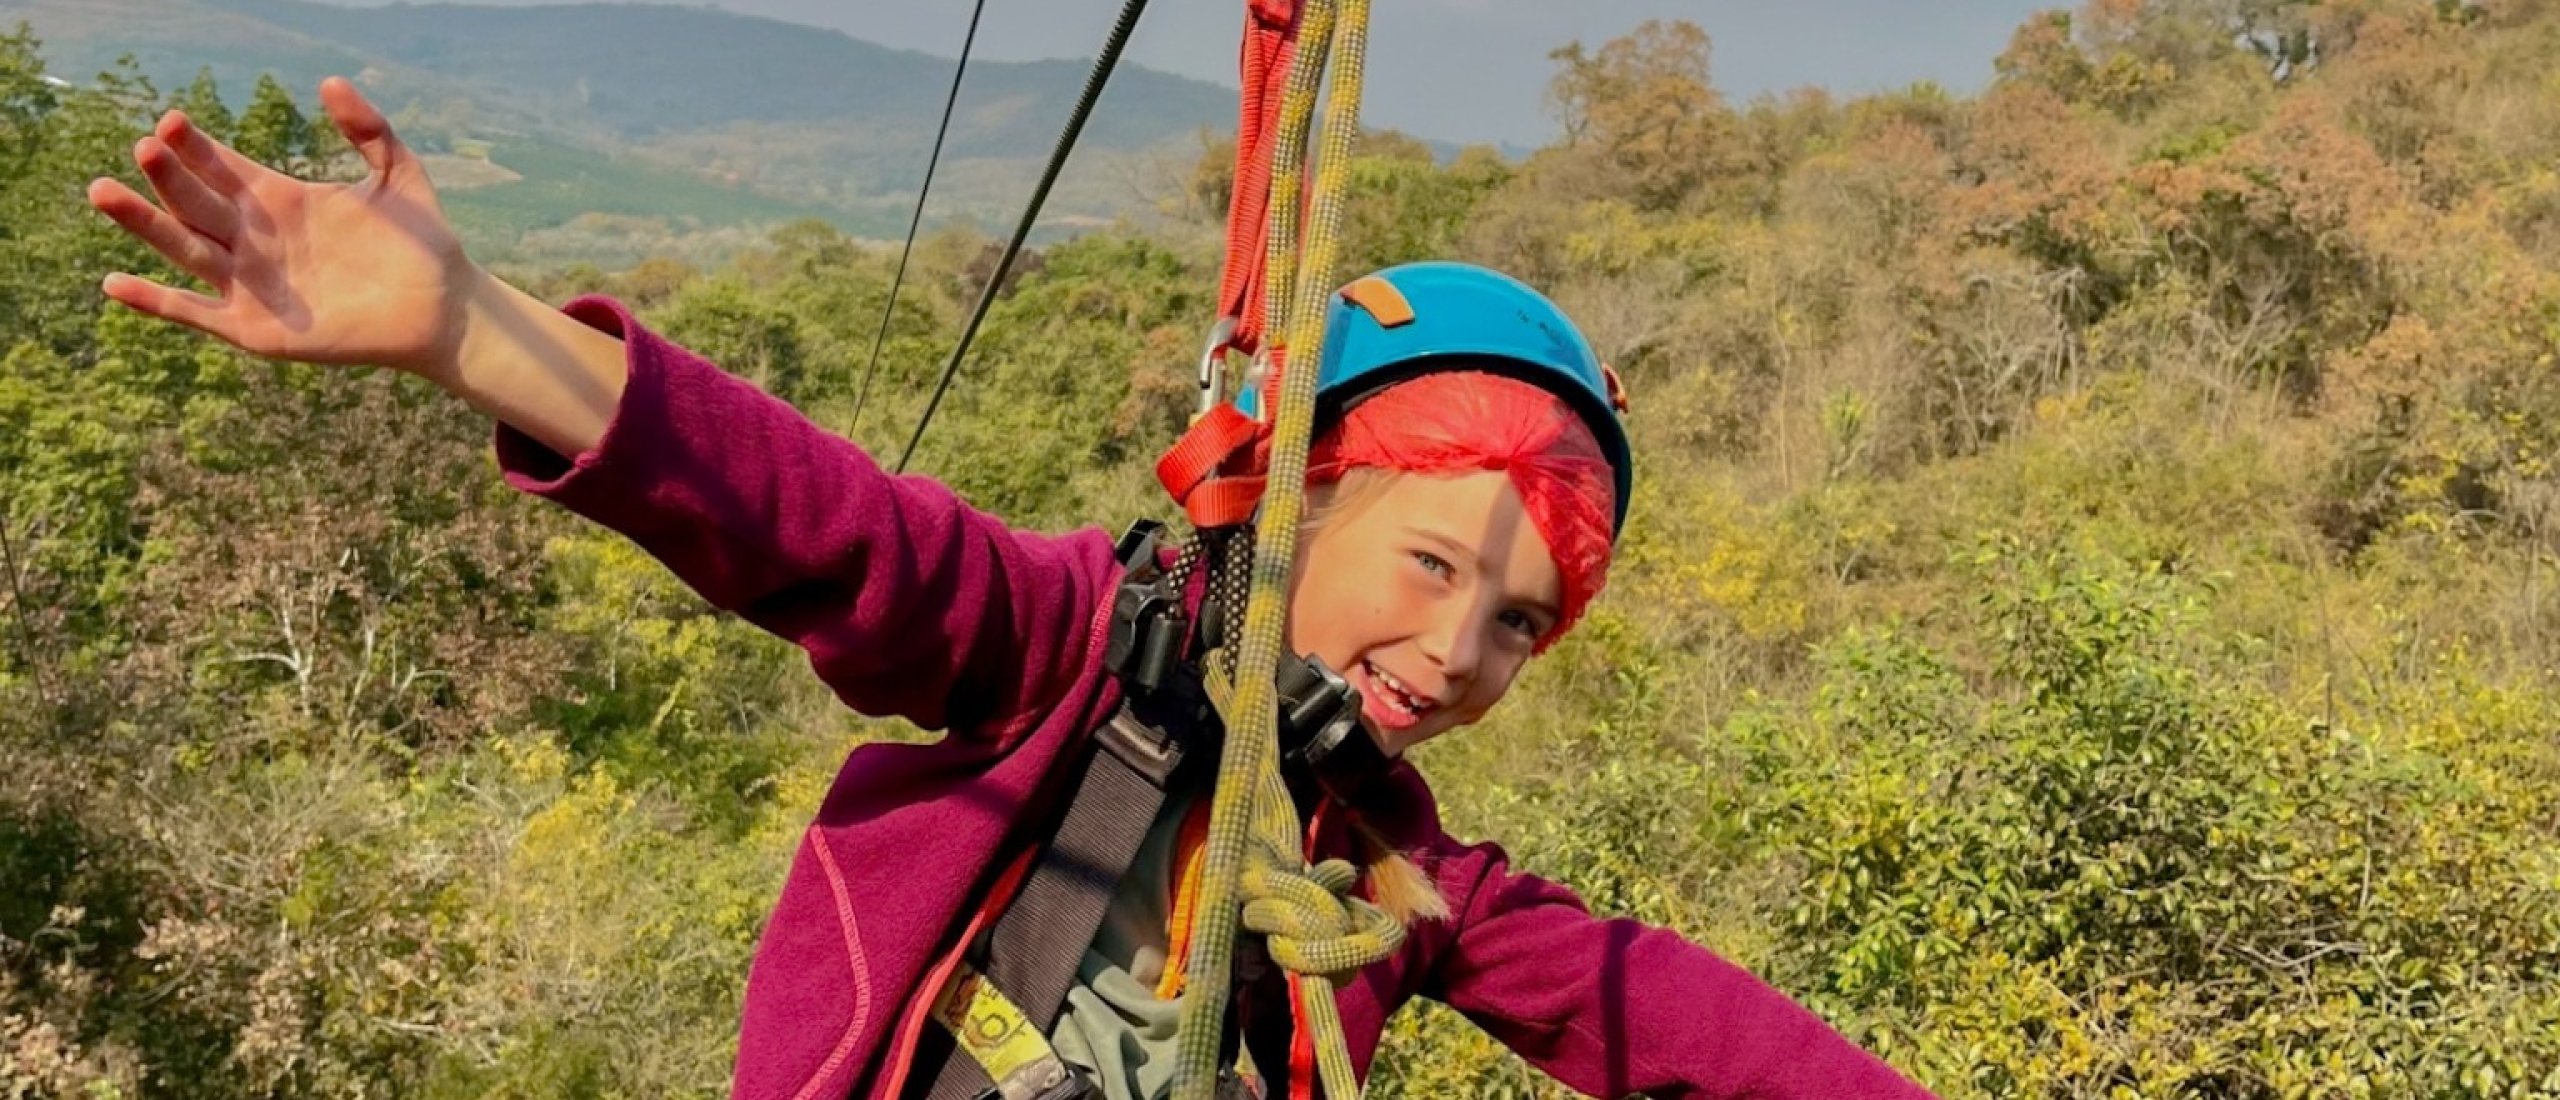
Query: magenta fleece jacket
[[494, 296, 1938, 1100]]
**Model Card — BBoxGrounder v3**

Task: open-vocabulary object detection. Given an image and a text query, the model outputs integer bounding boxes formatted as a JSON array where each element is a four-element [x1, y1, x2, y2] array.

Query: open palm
[[89, 77, 471, 376]]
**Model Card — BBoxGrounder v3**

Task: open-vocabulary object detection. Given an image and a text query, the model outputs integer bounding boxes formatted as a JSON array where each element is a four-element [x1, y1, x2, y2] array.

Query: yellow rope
[[1171, 1, 1375, 1097], [1198, 657, 1407, 978], [1256, 0, 1330, 366]]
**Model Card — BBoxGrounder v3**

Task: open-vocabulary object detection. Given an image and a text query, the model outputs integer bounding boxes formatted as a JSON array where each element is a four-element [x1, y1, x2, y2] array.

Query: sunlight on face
[[1285, 470, 1564, 757]]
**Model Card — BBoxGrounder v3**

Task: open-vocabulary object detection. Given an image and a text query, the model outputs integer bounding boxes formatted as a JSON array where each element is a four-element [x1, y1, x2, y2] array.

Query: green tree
[[659, 276, 810, 404], [172, 66, 236, 142], [235, 72, 313, 168], [0, 24, 60, 172], [1337, 146, 1511, 276], [0, 41, 162, 359]]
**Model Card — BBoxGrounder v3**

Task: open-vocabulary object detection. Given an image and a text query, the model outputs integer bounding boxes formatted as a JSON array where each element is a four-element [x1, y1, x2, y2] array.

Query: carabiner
[[1196, 316, 1240, 418]]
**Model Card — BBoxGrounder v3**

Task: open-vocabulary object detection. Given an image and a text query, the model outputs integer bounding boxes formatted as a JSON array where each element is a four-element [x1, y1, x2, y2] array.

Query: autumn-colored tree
[[1547, 20, 1734, 212]]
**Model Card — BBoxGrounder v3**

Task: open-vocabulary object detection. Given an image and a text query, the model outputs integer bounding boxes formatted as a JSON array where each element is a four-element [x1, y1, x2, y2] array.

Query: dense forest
[[7, 1, 2560, 1096]]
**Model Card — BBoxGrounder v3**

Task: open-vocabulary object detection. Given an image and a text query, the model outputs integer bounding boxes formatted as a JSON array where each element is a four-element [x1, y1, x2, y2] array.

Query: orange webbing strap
[[1174, 2, 1306, 520], [1219, 0, 1304, 357], [1155, 795, 1219, 999], [1156, 404, 1263, 528]]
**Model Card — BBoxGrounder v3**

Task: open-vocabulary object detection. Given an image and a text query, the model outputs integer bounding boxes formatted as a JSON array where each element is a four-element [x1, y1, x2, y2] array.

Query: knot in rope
[[1238, 831, 1405, 986]]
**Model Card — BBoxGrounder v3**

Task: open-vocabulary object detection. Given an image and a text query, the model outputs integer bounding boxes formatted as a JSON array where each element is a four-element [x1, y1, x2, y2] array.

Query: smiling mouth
[[1360, 659, 1438, 724]]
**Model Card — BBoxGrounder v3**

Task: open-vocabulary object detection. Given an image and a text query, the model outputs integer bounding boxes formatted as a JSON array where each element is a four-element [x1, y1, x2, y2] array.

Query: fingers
[[319, 76, 413, 186], [133, 131, 243, 247], [87, 177, 232, 286], [100, 273, 230, 342], [155, 109, 260, 197]]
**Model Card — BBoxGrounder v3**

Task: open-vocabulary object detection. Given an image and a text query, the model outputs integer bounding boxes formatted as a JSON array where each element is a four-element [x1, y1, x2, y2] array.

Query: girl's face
[[1286, 470, 1564, 757]]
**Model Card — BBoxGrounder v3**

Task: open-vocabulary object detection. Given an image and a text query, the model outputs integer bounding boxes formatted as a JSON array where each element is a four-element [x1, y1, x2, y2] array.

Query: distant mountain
[[7, 0, 1238, 253], [190, 0, 1232, 153]]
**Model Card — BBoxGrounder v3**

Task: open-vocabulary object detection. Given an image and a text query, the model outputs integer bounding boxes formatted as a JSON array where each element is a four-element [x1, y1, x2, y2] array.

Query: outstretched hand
[[88, 77, 475, 378]]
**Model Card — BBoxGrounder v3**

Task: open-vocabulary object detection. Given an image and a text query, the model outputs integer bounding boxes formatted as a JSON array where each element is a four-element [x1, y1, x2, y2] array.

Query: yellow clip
[[1338, 275, 1416, 327]]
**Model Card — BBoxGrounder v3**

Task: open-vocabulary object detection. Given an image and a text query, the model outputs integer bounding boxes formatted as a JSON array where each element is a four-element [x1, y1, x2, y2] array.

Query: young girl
[[88, 78, 1937, 1100]]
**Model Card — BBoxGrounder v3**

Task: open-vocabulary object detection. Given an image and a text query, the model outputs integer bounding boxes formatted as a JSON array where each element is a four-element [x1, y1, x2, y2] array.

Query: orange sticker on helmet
[[1338, 276, 1417, 328]]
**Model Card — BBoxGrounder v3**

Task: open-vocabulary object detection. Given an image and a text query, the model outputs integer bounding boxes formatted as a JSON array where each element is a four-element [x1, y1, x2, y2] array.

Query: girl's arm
[[1425, 845, 1939, 1100], [496, 296, 1116, 736], [94, 78, 1115, 736]]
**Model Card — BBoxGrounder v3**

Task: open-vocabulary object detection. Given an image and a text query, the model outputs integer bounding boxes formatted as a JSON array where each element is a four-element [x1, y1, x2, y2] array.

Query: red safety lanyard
[[1158, 0, 1307, 530], [1218, 0, 1304, 358]]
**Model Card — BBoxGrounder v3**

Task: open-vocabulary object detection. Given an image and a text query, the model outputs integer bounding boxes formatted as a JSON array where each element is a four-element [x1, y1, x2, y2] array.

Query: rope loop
[[1239, 832, 1405, 987]]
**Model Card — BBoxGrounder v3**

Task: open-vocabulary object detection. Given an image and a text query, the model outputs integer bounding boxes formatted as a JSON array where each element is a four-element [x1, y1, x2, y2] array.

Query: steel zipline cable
[[844, 0, 987, 438], [892, 0, 1153, 475]]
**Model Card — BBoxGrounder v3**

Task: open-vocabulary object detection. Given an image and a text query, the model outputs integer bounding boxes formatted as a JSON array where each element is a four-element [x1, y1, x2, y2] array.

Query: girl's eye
[[1413, 551, 1452, 578], [1498, 609, 1543, 638]]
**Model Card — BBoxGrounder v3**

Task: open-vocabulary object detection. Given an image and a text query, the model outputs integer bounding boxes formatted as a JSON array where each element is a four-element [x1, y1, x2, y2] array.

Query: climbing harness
[[910, 693, 1185, 1100], [914, 258, 1640, 1098], [879, 0, 1394, 1091], [909, 521, 1389, 1100], [891, 1, 1637, 1097]]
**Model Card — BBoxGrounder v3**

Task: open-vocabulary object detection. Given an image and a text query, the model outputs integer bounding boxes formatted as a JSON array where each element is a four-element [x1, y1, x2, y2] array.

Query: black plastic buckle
[[1112, 518, 1168, 572], [1277, 654, 1390, 798], [1102, 519, 1389, 794], [1104, 521, 1188, 697], [1093, 708, 1183, 789]]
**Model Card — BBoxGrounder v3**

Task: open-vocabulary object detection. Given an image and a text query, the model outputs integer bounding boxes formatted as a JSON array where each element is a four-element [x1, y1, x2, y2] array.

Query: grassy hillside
[[0, 0, 369, 80], [434, 137, 877, 255]]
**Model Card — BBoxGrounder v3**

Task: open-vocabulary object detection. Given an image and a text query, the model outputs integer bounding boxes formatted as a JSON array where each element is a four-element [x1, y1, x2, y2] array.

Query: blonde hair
[[1285, 466, 1452, 925], [1297, 465, 1399, 542], [1352, 817, 1450, 924]]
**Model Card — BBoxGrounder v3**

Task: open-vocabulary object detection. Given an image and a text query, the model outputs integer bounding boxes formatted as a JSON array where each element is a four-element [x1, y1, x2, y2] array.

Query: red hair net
[[1256, 370, 1617, 648]]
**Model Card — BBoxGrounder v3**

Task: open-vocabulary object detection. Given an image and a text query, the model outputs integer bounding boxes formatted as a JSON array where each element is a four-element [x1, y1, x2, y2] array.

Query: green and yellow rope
[[1170, 1, 1379, 1097]]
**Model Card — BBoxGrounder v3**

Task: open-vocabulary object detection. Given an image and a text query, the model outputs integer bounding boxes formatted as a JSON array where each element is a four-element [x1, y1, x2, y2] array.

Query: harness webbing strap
[[920, 708, 1184, 1100], [1156, 404, 1264, 529]]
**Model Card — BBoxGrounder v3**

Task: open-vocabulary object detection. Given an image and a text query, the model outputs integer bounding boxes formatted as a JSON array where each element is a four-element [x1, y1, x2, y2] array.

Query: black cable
[[845, 0, 987, 438], [892, 0, 1153, 474]]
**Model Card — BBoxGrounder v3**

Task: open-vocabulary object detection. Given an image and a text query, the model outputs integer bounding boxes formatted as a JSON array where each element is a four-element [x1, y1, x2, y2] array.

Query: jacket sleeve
[[494, 295, 1117, 740], [1424, 842, 1938, 1100]]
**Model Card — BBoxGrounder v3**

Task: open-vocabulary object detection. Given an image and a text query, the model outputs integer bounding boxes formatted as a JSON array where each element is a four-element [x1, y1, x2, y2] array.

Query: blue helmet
[[1237, 262, 1634, 536]]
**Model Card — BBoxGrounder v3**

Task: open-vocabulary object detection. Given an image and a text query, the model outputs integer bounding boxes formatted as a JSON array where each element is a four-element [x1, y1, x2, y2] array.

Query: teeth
[[1364, 660, 1431, 716]]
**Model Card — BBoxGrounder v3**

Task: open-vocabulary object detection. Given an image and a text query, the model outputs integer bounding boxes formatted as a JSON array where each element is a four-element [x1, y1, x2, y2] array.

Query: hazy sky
[[339, 1, 2063, 147]]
